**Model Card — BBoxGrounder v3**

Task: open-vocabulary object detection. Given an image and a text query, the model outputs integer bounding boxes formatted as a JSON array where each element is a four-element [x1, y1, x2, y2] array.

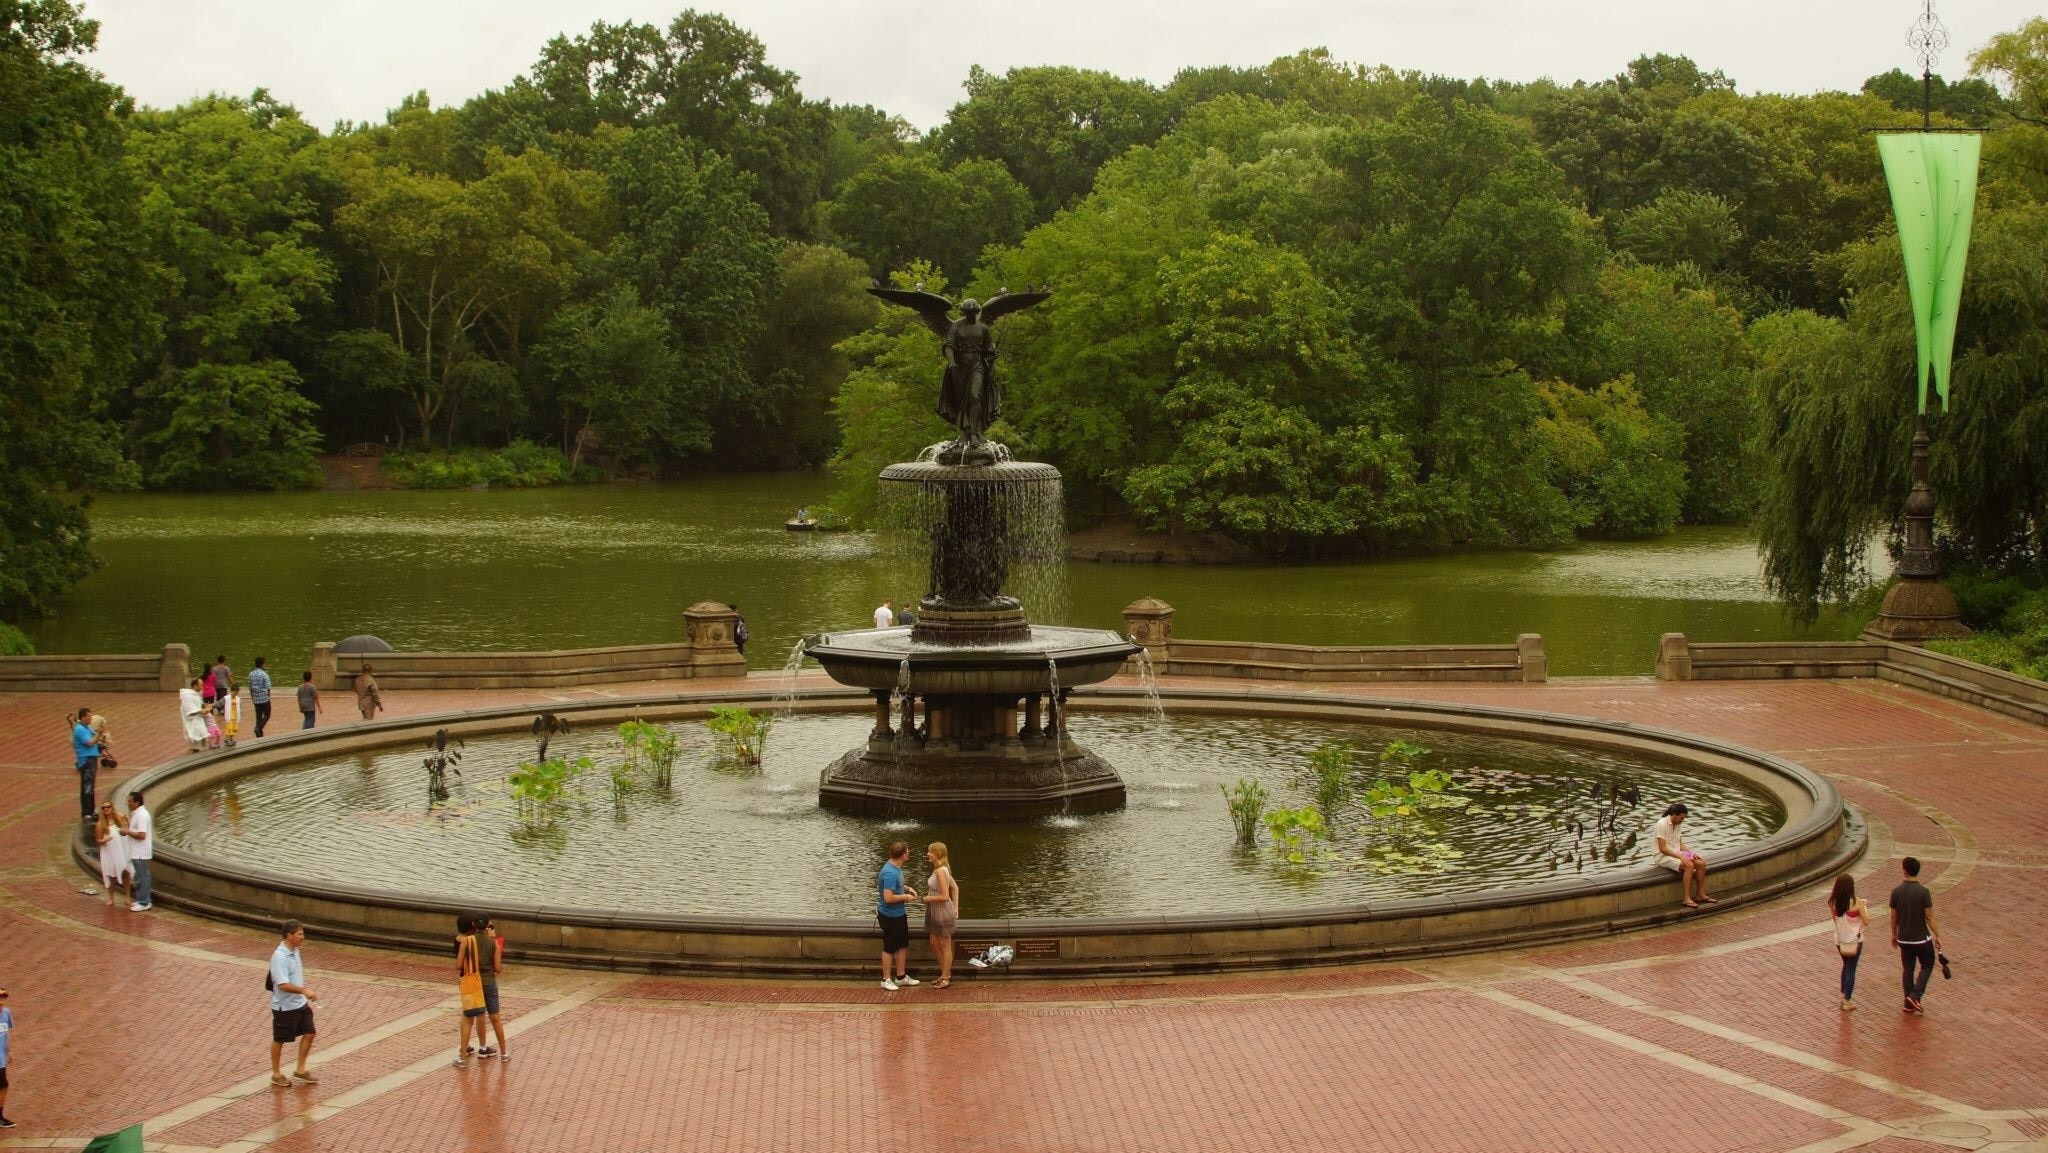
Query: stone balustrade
[[1120, 599, 1544, 682], [1655, 633, 2047, 727], [0, 644, 190, 694]]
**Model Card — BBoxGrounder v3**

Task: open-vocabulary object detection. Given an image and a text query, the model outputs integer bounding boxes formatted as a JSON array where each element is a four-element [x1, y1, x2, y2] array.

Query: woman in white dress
[[94, 800, 130, 906], [179, 677, 209, 752]]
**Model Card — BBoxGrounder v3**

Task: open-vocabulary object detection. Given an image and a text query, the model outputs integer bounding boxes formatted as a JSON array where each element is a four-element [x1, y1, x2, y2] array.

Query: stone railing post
[[1655, 633, 1693, 681], [1122, 597, 1174, 655], [310, 642, 337, 691], [684, 602, 748, 678], [1516, 634, 1547, 683], [158, 643, 191, 691]]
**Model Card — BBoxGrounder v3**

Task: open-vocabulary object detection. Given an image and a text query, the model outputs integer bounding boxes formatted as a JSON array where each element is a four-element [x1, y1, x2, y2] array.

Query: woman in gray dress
[[923, 842, 959, 989]]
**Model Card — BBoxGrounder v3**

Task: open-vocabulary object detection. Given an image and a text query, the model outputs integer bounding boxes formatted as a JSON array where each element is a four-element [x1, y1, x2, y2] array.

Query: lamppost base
[[1861, 577, 1972, 642]]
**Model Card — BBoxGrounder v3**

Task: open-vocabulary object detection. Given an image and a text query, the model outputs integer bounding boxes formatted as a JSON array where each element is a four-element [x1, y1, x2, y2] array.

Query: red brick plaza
[[2, 674, 2044, 1153]]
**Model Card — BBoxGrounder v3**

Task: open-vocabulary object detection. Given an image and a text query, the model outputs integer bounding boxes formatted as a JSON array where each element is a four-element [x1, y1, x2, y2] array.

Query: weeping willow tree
[[1752, 201, 2048, 617]]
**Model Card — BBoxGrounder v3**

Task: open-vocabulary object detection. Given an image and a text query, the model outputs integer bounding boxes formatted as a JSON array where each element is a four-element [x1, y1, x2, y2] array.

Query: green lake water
[[22, 474, 1861, 676]]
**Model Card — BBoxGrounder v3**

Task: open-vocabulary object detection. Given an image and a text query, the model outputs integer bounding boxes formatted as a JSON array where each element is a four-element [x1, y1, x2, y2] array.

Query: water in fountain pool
[[157, 713, 1783, 920]]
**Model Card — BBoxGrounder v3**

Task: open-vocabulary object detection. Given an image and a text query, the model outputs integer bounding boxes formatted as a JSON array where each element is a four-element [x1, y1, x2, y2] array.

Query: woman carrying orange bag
[[452, 914, 487, 1068]]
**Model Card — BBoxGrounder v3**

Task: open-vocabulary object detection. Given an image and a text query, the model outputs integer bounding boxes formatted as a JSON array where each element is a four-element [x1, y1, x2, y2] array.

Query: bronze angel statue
[[867, 284, 1050, 464]]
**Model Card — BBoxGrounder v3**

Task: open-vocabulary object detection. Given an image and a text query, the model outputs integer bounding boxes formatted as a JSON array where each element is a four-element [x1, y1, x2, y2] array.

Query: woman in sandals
[[93, 801, 129, 907], [923, 842, 960, 989], [1829, 874, 1868, 1011]]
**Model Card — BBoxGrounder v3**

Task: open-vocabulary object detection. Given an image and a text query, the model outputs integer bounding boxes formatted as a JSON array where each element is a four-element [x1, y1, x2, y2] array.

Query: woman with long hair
[[94, 801, 129, 907], [923, 842, 960, 989], [1829, 874, 1868, 1011]]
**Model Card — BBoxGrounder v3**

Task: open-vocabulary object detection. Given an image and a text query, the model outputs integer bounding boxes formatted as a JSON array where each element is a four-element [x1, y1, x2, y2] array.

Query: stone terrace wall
[[0, 644, 190, 694], [1656, 633, 2047, 728]]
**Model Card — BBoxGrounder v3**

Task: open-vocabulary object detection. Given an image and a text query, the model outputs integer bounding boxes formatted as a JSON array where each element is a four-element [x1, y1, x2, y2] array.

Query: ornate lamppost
[[1863, 0, 1974, 642]]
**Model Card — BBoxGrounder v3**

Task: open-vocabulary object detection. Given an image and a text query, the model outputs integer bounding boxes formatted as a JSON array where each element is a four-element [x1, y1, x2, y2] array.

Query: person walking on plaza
[[268, 920, 319, 1087], [211, 655, 234, 706], [874, 599, 895, 629], [1829, 874, 1868, 1011], [71, 706, 102, 822], [123, 791, 153, 911], [1653, 803, 1714, 908], [94, 801, 130, 907], [1890, 856, 1945, 1014], [179, 677, 209, 752], [732, 605, 748, 656], [248, 657, 273, 738], [922, 842, 959, 989], [354, 663, 383, 722], [297, 671, 321, 729], [0, 986, 14, 1129], [877, 841, 920, 991]]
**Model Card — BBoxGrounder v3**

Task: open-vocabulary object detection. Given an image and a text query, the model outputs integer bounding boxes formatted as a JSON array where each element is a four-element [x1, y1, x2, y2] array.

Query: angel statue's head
[[958, 299, 981, 316]]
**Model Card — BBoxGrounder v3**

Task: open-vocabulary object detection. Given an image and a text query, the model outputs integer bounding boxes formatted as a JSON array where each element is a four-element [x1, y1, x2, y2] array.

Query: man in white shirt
[[873, 600, 895, 629], [268, 920, 320, 1087], [124, 791, 154, 911], [1652, 803, 1714, 909]]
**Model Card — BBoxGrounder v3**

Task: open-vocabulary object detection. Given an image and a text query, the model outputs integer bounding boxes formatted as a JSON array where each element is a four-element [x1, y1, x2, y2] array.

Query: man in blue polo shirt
[[877, 842, 920, 991], [70, 707, 101, 822], [268, 920, 320, 1086]]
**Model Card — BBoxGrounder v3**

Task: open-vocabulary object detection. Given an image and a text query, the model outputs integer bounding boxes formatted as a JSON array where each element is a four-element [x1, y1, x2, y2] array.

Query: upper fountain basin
[[879, 459, 1061, 485], [803, 625, 1140, 694]]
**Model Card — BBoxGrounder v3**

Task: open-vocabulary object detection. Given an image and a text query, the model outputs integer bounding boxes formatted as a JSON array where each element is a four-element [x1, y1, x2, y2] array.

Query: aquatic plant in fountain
[[618, 719, 679, 788], [705, 706, 772, 766]]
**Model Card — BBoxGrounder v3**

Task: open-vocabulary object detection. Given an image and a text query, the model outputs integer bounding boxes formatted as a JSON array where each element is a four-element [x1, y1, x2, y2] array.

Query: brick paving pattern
[[2, 674, 2045, 1152]]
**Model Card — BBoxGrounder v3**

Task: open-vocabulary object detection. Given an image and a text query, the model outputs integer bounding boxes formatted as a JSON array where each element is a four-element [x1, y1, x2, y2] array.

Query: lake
[[21, 474, 1862, 676]]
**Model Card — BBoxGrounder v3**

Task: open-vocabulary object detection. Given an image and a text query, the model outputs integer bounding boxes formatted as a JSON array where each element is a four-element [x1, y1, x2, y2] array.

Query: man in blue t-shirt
[[876, 842, 920, 991], [268, 920, 320, 1086], [70, 707, 101, 822]]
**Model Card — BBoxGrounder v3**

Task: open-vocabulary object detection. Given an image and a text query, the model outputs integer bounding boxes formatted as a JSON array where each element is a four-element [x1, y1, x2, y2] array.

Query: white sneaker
[[896, 975, 920, 986], [880, 978, 899, 992], [129, 902, 149, 912]]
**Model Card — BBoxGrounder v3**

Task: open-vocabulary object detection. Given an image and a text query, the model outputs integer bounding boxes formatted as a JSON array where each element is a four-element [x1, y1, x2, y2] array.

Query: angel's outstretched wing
[[867, 287, 954, 340], [978, 290, 1051, 324]]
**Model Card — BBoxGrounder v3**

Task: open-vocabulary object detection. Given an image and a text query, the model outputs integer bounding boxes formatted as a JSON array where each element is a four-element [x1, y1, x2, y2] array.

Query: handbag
[[457, 937, 486, 1012]]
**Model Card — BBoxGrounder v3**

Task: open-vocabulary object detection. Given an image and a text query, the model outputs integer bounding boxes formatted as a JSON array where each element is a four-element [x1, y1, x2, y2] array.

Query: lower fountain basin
[[101, 686, 1857, 976]]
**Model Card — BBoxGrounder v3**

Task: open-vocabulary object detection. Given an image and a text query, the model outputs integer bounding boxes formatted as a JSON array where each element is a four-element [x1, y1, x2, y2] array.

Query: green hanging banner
[[1876, 133, 1981, 413]]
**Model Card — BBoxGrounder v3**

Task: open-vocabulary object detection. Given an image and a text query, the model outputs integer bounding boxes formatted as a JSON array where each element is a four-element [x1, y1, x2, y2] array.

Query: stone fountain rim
[[93, 684, 1853, 975]]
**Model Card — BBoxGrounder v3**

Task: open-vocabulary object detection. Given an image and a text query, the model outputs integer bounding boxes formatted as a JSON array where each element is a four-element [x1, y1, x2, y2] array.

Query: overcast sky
[[76, 0, 2035, 133]]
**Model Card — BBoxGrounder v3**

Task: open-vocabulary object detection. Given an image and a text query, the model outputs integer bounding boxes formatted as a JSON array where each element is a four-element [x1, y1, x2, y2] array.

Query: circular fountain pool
[[104, 688, 1854, 974], [159, 713, 1781, 918]]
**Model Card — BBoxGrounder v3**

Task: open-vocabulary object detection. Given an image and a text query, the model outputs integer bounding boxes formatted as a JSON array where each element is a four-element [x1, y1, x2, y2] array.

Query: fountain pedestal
[[804, 451, 1138, 818]]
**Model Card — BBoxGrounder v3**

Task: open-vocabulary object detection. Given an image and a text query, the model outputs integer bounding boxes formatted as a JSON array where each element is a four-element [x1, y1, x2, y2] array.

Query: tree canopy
[[3, 5, 2046, 623]]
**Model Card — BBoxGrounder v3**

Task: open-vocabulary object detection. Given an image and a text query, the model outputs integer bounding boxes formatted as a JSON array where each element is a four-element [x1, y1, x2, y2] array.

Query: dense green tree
[[533, 284, 691, 470], [1862, 68, 2005, 126], [821, 151, 1032, 284], [1753, 205, 2048, 615], [333, 146, 600, 447], [594, 125, 779, 459], [1972, 18, 2048, 198], [748, 242, 881, 467], [1589, 262, 1754, 521], [122, 94, 333, 488], [0, 0, 154, 620], [935, 65, 1173, 219], [1533, 377, 1686, 537]]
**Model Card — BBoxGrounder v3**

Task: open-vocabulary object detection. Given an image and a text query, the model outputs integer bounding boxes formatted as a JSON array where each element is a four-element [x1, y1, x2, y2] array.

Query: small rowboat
[[785, 518, 822, 531]]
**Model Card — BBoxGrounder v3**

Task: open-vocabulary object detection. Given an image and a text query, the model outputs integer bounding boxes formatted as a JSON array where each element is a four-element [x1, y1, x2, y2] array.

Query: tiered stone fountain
[[804, 450, 1139, 818]]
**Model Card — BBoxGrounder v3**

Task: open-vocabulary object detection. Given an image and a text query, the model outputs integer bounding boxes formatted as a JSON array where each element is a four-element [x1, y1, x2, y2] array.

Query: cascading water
[[773, 639, 808, 721]]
